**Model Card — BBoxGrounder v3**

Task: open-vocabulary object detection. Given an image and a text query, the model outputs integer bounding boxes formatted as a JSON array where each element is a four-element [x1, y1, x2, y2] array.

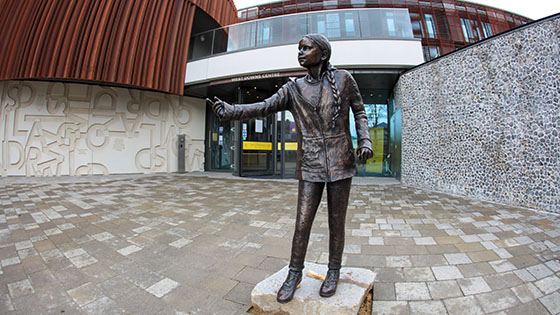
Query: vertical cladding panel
[[0, 0, 238, 95]]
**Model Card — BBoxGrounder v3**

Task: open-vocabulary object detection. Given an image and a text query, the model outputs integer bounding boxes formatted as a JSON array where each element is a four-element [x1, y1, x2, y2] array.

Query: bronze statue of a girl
[[207, 34, 373, 303]]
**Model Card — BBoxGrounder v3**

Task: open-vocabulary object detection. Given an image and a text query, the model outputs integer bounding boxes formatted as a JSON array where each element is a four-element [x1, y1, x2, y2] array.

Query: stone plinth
[[251, 263, 375, 315]]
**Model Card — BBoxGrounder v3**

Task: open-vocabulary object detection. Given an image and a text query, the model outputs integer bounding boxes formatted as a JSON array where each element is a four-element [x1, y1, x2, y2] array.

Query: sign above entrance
[[210, 71, 307, 86]]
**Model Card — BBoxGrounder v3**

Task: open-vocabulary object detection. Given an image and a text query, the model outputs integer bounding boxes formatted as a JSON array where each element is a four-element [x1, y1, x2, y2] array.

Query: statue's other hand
[[357, 147, 373, 161], [206, 96, 232, 120]]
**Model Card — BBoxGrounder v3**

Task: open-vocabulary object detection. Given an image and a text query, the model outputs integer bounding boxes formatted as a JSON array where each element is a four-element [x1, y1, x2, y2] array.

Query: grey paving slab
[[0, 173, 559, 314]]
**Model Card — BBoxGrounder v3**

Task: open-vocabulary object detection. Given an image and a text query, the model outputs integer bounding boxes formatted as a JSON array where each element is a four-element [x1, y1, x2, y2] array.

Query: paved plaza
[[1, 173, 559, 314]]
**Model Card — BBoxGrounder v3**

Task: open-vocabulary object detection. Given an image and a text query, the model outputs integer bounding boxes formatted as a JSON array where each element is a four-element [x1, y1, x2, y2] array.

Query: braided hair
[[302, 34, 341, 128]]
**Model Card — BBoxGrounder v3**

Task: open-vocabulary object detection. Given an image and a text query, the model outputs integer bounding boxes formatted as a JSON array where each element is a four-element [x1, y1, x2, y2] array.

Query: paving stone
[[372, 301, 409, 315], [410, 255, 447, 267], [7, 279, 34, 298], [457, 276, 492, 295], [513, 269, 536, 282], [374, 267, 405, 283], [386, 256, 412, 267], [373, 282, 395, 301], [502, 299, 550, 315], [0, 294, 15, 312], [475, 289, 520, 313], [511, 283, 544, 303], [432, 266, 463, 280], [233, 266, 271, 285], [403, 267, 435, 281], [534, 275, 560, 295], [484, 272, 523, 290], [444, 253, 472, 265], [67, 282, 105, 306], [99, 276, 136, 300], [526, 263, 554, 280], [544, 259, 560, 272], [225, 281, 254, 306], [146, 278, 179, 298], [539, 291, 560, 314], [395, 282, 431, 300], [409, 300, 446, 315], [427, 280, 462, 299], [489, 260, 517, 273], [444, 296, 484, 315]]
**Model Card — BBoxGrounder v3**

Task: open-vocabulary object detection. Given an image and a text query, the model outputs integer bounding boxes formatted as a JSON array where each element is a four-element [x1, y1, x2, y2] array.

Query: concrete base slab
[[251, 263, 375, 315]]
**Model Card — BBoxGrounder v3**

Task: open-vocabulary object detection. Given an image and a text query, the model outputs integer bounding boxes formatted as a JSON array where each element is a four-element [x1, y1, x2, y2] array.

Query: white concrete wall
[[185, 39, 424, 84], [0, 81, 205, 176]]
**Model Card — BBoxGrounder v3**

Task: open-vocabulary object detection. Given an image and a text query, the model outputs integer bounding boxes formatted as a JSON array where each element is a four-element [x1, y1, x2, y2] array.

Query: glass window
[[326, 13, 341, 38], [429, 46, 440, 59], [461, 18, 474, 42], [257, 20, 272, 46], [424, 14, 437, 38], [422, 46, 440, 61], [386, 12, 396, 36], [471, 20, 481, 40], [344, 12, 357, 37], [411, 19, 424, 38], [482, 22, 493, 38], [227, 23, 257, 52]]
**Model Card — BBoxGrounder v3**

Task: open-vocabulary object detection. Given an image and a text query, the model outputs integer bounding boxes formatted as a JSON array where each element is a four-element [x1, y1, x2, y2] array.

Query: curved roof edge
[[0, 0, 238, 95]]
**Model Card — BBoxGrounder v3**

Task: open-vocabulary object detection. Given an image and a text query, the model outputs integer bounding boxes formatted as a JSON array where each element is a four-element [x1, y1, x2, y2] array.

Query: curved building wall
[[0, 0, 238, 95], [394, 15, 560, 213], [237, 0, 531, 61], [0, 80, 205, 176]]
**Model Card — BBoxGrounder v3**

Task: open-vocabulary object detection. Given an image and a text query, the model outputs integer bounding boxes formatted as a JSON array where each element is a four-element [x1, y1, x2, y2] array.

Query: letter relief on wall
[[0, 81, 205, 177]]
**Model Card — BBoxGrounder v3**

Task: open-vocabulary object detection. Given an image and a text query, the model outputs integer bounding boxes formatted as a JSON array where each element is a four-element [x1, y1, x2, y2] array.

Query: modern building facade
[[0, 0, 237, 176], [185, 0, 530, 179], [236, 0, 531, 61]]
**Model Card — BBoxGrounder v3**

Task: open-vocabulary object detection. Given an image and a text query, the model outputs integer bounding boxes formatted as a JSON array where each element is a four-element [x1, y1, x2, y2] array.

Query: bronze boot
[[277, 270, 303, 303], [319, 269, 340, 297]]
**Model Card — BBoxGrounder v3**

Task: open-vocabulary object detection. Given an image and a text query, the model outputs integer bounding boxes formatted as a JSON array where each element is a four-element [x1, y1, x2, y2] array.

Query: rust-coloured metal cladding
[[0, 0, 238, 95]]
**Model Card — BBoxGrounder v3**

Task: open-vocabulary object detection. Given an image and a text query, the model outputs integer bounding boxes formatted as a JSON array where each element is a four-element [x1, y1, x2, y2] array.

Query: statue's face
[[298, 37, 325, 68]]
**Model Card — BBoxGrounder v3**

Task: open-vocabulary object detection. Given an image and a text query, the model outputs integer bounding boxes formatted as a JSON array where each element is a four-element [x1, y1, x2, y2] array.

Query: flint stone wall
[[394, 15, 560, 213]]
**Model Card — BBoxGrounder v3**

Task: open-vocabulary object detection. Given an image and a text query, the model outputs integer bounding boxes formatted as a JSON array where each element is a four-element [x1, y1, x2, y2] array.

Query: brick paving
[[0, 173, 559, 314]]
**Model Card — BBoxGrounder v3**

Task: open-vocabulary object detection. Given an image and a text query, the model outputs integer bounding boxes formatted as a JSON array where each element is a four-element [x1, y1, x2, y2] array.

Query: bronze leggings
[[288, 178, 352, 272]]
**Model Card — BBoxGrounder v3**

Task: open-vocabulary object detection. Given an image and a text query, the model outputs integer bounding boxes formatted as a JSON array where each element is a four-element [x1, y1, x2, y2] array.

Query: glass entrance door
[[209, 118, 233, 171], [240, 116, 275, 176], [276, 111, 298, 178]]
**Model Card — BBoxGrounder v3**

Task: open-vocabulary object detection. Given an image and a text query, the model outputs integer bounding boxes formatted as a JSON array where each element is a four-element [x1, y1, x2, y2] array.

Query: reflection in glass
[[424, 14, 437, 38], [188, 8, 413, 60], [349, 104, 389, 175]]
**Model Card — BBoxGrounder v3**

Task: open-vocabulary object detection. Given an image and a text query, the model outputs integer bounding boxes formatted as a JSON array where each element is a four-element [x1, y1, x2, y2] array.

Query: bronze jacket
[[225, 69, 372, 182]]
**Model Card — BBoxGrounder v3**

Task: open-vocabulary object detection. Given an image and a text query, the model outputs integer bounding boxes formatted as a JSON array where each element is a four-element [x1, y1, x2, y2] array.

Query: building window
[[411, 20, 424, 38], [423, 46, 440, 61], [344, 12, 356, 37], [386, 12, 396, 36], [482, 22, 493, 38], [461, 18, 474, 42], [326, 13, 341, 38], [424, 14, 437, 38]]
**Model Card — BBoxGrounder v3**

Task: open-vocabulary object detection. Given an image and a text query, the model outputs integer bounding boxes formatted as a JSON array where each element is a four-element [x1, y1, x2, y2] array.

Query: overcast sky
[[233, 0, 560, 20]]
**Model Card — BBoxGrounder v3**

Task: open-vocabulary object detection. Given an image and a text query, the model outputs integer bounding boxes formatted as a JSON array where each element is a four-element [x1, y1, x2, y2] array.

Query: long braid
[[326, 63, 340, 128]]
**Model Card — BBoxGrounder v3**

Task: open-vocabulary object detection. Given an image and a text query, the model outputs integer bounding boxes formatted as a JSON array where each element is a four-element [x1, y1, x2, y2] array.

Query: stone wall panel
[[395, 16, 560, 213]]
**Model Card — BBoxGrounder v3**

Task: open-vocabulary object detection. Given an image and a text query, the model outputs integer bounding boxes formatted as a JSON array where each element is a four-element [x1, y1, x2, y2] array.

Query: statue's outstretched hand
[[206, 96, 233, 121], [357, 146, 373, 161]]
